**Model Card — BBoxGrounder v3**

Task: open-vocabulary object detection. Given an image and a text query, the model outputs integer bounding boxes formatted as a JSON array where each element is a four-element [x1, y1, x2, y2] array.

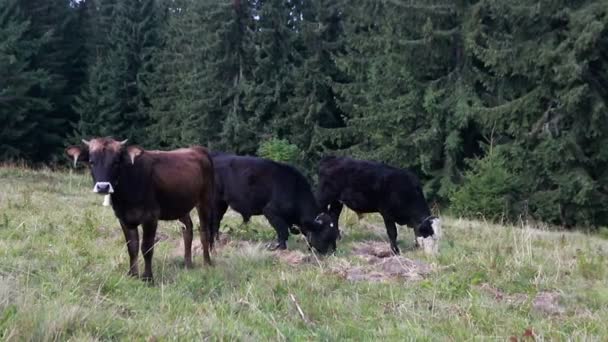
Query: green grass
[[1, 166, 607, 340]]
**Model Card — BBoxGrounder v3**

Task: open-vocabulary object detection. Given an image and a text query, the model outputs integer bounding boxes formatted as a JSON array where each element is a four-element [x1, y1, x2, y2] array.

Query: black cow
[[317, 156, 442, 254], [66, 137, 215, 282], [210, 154, 339, 254]]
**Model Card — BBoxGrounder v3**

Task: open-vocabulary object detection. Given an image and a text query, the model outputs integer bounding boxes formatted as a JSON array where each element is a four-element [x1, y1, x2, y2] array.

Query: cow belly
[[228, 202, 263, 218], [120, 207, 158, 226], [157, 193, 198, 221], [339, 193, 377, 213]]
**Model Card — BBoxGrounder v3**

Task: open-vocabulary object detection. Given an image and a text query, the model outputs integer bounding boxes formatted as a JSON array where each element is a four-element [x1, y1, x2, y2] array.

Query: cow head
[[65, 137, 143, 195], [305, 213, 339, 254], [415, 216, 442, 255]]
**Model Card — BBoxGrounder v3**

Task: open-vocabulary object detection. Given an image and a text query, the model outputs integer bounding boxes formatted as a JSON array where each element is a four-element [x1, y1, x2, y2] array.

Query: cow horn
[[81, 139, 90, 146], [119, 139, 128, 145], [73, 154, 79, 168]]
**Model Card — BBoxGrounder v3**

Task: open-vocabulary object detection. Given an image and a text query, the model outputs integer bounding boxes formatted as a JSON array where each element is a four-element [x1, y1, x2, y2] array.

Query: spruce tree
[[74, 0, 162, 143], [464, 0, 608, 226], [17, 0, 90, 161], [0, 0, 52, 160], [146, 0, 258, 152], [242, 0, 300, 147], [334, 0, 465, 198], [214, 0, 257, 153], [277, 0, 346, 170]]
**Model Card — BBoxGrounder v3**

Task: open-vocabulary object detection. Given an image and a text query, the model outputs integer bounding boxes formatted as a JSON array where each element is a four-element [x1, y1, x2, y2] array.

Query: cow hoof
[[391, 246, 400, 255], [141, 275, 154, 284], [266, 242, 286, 251]]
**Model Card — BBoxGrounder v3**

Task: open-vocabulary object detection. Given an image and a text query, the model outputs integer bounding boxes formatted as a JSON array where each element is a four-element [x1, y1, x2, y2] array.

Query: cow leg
[[328, 201, 344, 239], [196, 204, 213, 266], [382, 215, 400, 255], [141, 220, 158, 282], [178, 215, 194, 269], [212, 200, 228, 243], [120, 221, 139, 277], [263, 210, 289, 250]]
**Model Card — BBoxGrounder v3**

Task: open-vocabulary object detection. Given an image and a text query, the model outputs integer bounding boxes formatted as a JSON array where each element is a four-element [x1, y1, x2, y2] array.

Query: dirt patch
[[332, 241, 433, 282], [353, 242, 395, 258], [477, 283, 528, 306], [532, 291, 565, 315], [170, 238, 433, 283], [273, 250, 314, 266], [477, 283, 564, 315]]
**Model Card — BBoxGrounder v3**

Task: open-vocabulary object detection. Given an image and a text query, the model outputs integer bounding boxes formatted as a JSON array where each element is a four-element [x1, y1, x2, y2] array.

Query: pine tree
[[0, 0, 52, 160], [334, 0, 465, 198], [241, 0, 300, 148], [274, 0, 346, 171], [213, 0, 257, 153], [74, 0, 162, 143], [146, 0, 258, 152], [464, 0, 608, 226], [17, 0, 90, 161]]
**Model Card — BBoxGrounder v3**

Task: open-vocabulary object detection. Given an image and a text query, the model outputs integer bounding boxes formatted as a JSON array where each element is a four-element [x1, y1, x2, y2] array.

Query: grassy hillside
[[0, 166, 607, 340]]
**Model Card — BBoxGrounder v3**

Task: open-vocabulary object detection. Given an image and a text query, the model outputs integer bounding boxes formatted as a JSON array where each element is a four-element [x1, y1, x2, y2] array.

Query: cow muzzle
[[416, 217, 442, 255], [93, 182, 114, 194]]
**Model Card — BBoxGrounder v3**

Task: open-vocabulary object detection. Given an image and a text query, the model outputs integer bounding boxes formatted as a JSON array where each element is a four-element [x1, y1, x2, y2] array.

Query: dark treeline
[[1, 0, 607, 228]]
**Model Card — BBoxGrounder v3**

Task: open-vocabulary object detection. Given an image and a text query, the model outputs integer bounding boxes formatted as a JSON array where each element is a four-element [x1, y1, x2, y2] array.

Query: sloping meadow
[[0, 167, 607, 340]]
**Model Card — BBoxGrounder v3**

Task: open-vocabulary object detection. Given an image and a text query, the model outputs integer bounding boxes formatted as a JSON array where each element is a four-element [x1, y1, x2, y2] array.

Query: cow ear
[[65, 145, 89, 167], [126, 145, 144, 165]]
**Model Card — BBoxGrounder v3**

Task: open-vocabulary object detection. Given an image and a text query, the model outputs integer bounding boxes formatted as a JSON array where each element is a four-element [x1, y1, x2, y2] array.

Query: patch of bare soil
[[477, 283, 565, 315], [273, 250, 314, 266], [170, 237, 433, 283], [332, 241, 433, 282], [532, 291, 565, 315], [477, 283, 528, 306]]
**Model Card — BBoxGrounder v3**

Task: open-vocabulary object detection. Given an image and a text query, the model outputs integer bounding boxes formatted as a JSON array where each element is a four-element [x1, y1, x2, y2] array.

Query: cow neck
[[412, 206, 432, 227], [112, 160, 149, 205], [299, 194, 322, 232]]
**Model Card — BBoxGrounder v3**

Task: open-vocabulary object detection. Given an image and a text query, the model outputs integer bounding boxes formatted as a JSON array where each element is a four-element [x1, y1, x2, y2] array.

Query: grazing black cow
[[317, 156, 442, 254], [66, 137, 215, 282], [210, 153, 339, 254]]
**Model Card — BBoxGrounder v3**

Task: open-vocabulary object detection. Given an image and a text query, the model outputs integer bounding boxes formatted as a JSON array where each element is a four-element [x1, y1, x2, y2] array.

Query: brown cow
[[66, 137, 214, 282]]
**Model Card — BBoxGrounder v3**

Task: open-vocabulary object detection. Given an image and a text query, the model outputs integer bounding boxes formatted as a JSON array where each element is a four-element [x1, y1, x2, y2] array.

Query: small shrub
[[597, 227, 608, 240], [257, 138, 300, 164], [449, 147, 522, 222]]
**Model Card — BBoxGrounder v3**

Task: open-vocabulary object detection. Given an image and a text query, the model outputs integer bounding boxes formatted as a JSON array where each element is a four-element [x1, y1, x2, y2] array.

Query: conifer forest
[[2, 0, 607, 228]]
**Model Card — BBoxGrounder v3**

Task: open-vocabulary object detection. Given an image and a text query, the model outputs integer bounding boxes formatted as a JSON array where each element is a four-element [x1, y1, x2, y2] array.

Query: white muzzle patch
[[92, 182, 114, 194], [416, 218, 442, 255]]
